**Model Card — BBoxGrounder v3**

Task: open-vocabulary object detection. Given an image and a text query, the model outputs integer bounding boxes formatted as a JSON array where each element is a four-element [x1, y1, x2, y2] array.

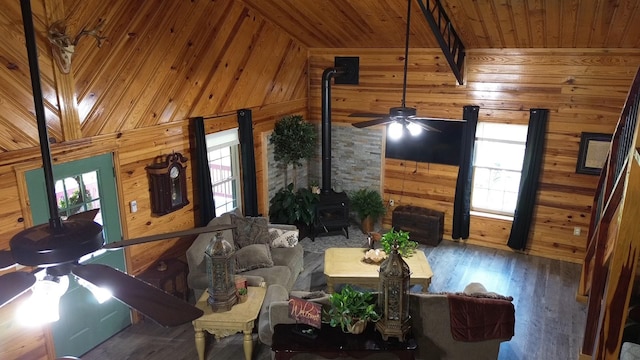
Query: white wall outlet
[[389, 199, 394, 207], [573, 226, 581, 236], [130, 200, 138, 213]]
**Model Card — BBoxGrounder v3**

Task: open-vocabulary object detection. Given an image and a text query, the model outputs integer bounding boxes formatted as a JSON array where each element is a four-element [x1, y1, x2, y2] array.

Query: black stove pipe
[[321, 67, 344, 194]]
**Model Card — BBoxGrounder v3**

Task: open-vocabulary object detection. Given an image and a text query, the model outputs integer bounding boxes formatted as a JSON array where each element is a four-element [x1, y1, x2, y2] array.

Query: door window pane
[[55, 171, 102, 224]]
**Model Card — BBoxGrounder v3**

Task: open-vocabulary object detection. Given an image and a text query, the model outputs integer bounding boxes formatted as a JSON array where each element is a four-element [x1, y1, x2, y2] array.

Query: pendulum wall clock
[[146, 152, 189, 215]]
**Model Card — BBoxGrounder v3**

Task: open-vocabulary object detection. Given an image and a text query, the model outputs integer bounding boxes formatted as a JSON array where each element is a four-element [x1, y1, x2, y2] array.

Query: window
[[471, 122, 528, 216], [206, 128, 241, 215]]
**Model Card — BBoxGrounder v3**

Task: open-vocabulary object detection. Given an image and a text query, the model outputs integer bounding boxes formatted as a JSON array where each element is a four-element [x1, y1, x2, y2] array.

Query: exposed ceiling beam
[[415, 0, 465, 85]]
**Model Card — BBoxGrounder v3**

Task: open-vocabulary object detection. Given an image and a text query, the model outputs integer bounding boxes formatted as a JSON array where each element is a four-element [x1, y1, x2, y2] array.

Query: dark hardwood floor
[[82, 237, 586, 360]]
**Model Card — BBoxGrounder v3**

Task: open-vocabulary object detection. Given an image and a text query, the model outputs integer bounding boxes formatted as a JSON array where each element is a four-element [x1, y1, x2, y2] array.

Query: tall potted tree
[[349, 188, 386, 233], [269, 114, 317, 187]]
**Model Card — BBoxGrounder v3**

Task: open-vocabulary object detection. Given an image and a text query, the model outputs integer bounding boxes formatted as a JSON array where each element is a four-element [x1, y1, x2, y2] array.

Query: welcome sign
[[288, 296, 322, 329]]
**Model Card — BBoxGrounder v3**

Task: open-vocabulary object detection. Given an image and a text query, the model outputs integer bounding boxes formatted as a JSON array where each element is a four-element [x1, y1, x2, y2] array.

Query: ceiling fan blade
[[0, 271, 36, 308], [66, 208, 100, 221], [103, 224, 236, 250], [348, 112, 388, 118], [72, 263, 203, 327], [352, 118, 393, 129], [0, 250, 17, 270]]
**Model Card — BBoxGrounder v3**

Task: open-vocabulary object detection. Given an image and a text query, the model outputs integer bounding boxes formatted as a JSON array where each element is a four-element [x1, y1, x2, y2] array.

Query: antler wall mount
[[47, 19, 106, 74]]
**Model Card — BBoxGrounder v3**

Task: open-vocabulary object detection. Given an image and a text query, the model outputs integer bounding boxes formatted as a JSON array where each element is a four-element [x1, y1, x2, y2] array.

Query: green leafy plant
[[269, 183, 319, 226], [380, 228, 417, 257], [349, 188, 386, 221], [270, 115, 317, 168], [237, 287, 247, 296], [323, 285, 380, 333]]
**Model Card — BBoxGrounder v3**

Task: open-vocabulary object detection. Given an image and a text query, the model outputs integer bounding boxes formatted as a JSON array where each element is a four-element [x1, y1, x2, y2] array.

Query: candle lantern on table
[[376, 240, 411, 341], [205, 231, 237, 312]]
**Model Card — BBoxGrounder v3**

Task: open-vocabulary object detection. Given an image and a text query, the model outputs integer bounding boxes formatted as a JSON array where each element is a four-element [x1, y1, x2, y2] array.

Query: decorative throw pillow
[[268, 228, 299, 248], [231, 214, 270, 248], [235, 244, 274, 272]]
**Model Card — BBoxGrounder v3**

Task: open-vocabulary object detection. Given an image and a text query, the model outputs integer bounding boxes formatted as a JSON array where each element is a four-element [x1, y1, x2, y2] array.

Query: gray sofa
[[186, 209, 304, 300], [259, 283, 515, 360]]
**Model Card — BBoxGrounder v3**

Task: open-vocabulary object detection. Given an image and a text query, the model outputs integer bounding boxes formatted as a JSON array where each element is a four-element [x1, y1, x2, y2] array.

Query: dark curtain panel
[[452, 105, 479, 239], [507, 108, 549, 250], [237, 109, 259, 217], [190, 116, 216, 226]]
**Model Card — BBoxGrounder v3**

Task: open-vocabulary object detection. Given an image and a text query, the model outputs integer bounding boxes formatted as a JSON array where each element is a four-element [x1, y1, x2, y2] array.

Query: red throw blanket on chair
[[446, 293, 515, 342]]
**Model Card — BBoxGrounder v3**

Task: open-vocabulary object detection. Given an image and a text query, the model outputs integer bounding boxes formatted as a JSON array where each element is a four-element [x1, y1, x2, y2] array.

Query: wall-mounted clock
[[146, 152, 189, 216]]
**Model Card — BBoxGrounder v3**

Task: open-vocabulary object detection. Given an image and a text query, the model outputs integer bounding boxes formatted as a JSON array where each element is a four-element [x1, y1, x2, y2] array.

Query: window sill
[[470, 210, 513, 222]]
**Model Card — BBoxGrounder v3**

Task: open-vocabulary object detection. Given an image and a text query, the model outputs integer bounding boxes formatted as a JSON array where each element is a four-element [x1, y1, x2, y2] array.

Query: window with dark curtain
[[452, 105, 479, 239], [237, 109, 258, 217], [507, 109, 549, 250], [190, 116, 215, 226]]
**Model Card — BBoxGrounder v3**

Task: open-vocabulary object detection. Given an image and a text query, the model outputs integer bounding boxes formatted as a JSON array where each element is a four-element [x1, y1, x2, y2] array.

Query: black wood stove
[[311, 62, 358, 240]]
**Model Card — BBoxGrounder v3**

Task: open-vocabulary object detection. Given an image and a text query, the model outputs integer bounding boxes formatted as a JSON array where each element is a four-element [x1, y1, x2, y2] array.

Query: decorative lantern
[[205, 231, 237, 312], [376, 241, 411, 341]]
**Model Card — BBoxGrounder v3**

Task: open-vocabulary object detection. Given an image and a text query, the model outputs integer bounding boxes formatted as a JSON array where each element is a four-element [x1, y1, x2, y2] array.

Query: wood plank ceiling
[[239, 0, 640, 49]]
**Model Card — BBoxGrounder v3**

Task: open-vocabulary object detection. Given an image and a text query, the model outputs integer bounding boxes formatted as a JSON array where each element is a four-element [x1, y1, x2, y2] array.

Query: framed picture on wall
[[576, 132, 612, 175]]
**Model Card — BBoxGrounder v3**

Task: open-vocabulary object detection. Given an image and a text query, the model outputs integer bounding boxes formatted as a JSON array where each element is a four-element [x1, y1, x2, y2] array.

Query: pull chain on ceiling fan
[[350, 0, 462, 136]]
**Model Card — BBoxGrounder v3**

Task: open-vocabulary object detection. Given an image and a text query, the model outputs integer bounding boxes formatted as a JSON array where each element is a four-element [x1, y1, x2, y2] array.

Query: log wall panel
[[309, 48, 640, 263], [0, 1, 307, 359]]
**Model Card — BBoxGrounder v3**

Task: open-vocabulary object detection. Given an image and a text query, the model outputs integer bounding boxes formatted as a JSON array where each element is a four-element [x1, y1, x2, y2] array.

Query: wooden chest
[[392, 205, 444, 246]]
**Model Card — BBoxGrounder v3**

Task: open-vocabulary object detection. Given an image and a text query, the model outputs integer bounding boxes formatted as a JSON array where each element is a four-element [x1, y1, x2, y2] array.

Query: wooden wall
[[0, 0, 307, 359], [309, 48, 640, 263]]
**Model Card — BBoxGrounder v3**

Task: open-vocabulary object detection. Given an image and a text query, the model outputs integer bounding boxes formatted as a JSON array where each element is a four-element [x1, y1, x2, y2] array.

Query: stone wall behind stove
[[267, 124, 384, 207], [309, 124, 384, 195]]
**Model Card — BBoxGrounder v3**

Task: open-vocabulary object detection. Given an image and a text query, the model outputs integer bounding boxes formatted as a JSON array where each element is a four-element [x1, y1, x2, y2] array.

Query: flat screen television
[[385, 119, 466, 166]]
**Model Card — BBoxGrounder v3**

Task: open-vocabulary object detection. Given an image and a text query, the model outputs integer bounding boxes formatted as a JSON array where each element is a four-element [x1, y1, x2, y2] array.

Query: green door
[[25, 153, 131, 357]]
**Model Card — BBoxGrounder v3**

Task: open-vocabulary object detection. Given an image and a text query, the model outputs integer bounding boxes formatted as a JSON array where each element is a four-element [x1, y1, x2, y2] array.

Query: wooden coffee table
[[192, 286, 266, 360], [324, 248, 433, 293]]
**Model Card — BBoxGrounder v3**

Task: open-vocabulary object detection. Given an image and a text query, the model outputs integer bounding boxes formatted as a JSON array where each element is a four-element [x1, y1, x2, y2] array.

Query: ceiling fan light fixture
[[388, 121, 404, 140], [406, 121, 423, 136], [77, 277, 112, 304], [17, 274, 69, 326]]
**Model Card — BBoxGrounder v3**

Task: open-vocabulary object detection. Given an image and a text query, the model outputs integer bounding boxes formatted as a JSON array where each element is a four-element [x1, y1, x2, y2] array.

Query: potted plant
[[323, 285, 380, 334], [380, 228, 417, 257], [270, 114, 317, 187], [237, 287, 248, 303], [349, 188, 386, 233], [269, 183, 319, 235]]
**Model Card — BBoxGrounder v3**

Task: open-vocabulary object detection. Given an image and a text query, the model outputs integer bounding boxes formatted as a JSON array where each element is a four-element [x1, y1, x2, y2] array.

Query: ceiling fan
[[0, 0, 227, 328], [350, 0, 462, 134]]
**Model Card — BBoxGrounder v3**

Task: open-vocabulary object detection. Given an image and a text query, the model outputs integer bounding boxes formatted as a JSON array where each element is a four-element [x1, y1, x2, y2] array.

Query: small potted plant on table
[[237, 287, 248, 303], [380, 228, 417, 257], [324, 285, 380, 334]]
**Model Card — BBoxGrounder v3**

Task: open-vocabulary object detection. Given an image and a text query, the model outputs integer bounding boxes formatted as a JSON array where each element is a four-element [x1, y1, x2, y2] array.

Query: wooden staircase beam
[[415, 0, 465, 85]]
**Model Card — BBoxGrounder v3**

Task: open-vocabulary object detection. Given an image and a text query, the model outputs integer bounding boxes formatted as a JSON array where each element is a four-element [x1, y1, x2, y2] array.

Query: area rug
[[297, 225, 371, 253]]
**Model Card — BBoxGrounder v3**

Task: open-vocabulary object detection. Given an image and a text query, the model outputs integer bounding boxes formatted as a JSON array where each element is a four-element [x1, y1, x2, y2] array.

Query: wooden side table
[[137, 258, 189, 300], [192, 286, 266, 360], [272, 323, 417, 360]]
